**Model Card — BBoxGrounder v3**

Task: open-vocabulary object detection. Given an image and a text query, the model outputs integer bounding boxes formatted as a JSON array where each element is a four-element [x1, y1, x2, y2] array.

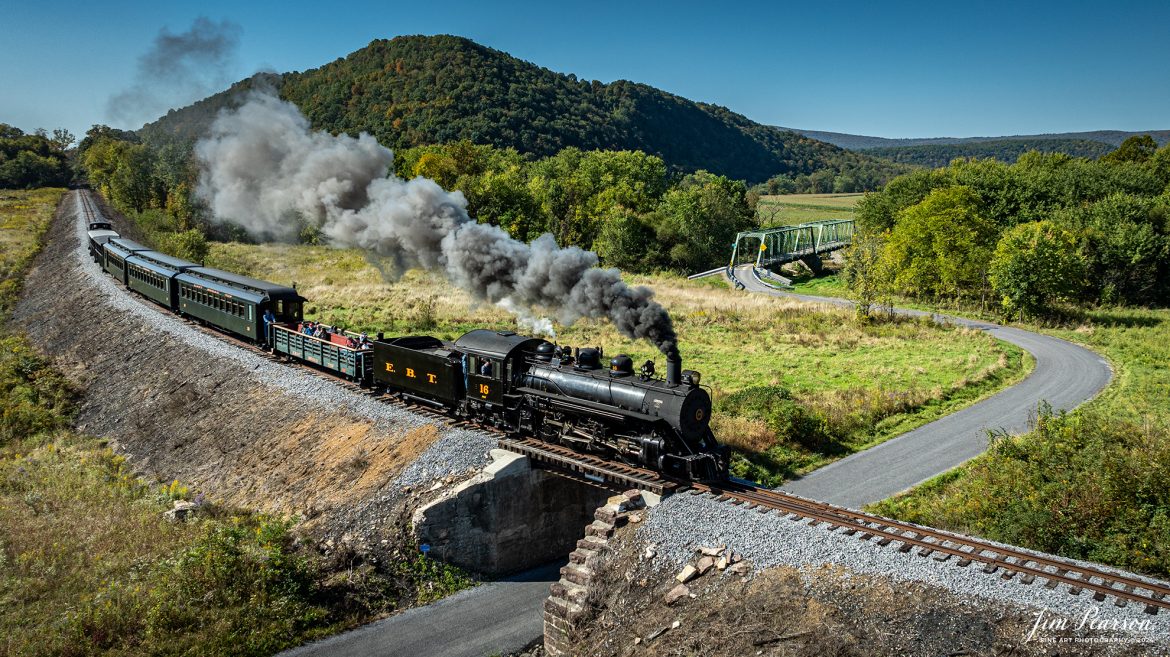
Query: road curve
[[731, 265, 1111, 509], [278, 561, 561, 657]]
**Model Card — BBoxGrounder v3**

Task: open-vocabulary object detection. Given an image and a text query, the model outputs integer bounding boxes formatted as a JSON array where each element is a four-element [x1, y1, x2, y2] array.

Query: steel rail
[[694, 480, 1169, 615]]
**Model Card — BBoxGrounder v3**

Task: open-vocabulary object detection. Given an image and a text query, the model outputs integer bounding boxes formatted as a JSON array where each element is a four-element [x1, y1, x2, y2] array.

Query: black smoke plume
[[194, 90, 678, 357], [107, 17, 242, 128]]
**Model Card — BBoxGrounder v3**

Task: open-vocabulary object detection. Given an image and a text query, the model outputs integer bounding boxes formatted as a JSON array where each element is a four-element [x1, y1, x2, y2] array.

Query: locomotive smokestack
[[666, 353, 682, 386]]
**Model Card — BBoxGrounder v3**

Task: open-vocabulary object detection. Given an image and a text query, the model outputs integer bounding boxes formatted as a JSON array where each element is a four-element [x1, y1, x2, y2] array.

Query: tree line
[[80, 130, 759, 273], [862, 138, 1114, 169], [845, 135, 1170, 318], [0, 124, 74, 189], [79, 126, 209, 262]]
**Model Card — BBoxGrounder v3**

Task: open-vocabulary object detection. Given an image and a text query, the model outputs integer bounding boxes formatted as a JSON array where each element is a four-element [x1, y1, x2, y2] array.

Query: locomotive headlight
[[682, 370, 701, 387]]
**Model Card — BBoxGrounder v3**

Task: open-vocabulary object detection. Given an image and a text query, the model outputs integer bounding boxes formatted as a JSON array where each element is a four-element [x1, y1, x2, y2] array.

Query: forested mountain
[[784, 127, 1170, 151], [138, 35, 904, 186], [864, 139, 1114, 168]]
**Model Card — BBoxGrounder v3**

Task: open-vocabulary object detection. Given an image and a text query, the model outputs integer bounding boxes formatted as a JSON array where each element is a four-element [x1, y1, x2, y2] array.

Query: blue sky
[[2, 0, 1167, 142]]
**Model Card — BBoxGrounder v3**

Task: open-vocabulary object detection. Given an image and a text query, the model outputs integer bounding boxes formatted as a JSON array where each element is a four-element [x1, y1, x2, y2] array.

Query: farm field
[[756, 192, 862, 226], [208, 241, 1028, 484]]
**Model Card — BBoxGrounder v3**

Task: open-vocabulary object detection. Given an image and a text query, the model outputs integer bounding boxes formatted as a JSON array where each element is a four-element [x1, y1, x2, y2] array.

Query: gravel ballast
[[640, 491, 1170, 648]]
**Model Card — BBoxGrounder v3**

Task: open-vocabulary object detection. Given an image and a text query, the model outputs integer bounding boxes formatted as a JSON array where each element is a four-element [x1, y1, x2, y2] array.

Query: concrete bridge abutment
[[411, 449, 616, 576]]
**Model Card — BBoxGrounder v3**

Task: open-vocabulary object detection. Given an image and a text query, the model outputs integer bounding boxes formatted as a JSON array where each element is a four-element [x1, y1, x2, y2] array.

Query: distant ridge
[[138, 35, 905, 186], [781, 127, 1170, 151]]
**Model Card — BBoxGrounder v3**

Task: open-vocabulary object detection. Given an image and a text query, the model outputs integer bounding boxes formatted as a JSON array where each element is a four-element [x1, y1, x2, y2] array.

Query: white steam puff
[[496, 298, 556, 339], [194, 90, 678, 356]]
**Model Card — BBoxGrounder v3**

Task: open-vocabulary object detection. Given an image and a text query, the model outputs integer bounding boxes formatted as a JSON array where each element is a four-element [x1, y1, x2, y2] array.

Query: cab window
[[477, 358, 497, 379]]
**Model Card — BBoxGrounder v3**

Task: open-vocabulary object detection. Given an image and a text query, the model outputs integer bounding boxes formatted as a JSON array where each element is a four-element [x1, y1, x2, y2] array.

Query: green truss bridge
[[732, 219, 854, 269], [692, 219, 854, 287]]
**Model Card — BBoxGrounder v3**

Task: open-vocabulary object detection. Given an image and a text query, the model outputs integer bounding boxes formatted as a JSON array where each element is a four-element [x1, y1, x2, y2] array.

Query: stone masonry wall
[[543, 490, 647, 657]]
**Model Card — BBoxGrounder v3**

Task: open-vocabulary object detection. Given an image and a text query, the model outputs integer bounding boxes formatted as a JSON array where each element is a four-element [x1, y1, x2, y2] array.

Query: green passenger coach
[[125, 251, 198, 309], [103, 237, 151, 286], [176, 267, 305, 341]]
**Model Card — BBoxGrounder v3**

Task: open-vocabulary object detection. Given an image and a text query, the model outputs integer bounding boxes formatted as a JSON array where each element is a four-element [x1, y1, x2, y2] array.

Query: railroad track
[[78, 192, 1170, 617], [692, 479, 1170, 616], [78, 190, 100, 223]]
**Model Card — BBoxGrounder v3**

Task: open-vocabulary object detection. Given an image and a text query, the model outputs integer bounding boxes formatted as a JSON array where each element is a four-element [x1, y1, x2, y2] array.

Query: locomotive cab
[[453, 329, 551, 409]]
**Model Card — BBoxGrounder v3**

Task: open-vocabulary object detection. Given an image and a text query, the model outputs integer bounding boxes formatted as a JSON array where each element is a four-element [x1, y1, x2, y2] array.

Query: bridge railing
[[730, 219, 854, 270]]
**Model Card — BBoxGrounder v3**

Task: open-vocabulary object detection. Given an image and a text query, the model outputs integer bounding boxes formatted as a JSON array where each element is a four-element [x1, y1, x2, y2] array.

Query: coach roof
[[183, 266, 304, 300]]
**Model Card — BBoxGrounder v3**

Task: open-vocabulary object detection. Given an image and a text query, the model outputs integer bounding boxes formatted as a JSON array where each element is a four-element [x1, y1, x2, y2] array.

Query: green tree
[[49, 128, 75, 152], [109, 143, 156, 213], [593, 207, 657, 270], [842, 230, 888, 320], [1102, 135, 1158, 164], [989, 220, 1085, 319], [879, 186, 998, 300], [652, 171, 755, 271], [1053, 193, 1170, 304]]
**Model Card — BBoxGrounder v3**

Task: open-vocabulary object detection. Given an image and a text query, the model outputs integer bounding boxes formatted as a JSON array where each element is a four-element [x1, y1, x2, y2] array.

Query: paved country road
[[732, 265, 1113, 509], [278, 561, 562, 657]]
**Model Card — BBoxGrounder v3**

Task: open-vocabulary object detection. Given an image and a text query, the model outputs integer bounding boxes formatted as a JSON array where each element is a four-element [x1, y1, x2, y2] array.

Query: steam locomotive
[[86, 199, 729, 483]]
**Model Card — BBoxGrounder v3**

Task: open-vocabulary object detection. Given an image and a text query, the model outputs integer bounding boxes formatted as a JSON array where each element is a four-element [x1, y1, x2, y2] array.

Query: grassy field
[[756, 193, 861, 227], [870, 307, 1170, 578], [0, 188, 64, 321], [208, 241, 1028, 484], [0, 190, 470, 656]]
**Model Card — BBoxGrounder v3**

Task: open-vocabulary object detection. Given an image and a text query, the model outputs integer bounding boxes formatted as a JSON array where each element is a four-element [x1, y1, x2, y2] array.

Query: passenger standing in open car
[[262, 308, 275, 344]]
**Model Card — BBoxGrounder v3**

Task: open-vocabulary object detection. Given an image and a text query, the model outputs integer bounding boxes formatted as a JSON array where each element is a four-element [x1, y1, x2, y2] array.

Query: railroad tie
[[897, 534, 917, 553], [1113, 584, 1131, 608]]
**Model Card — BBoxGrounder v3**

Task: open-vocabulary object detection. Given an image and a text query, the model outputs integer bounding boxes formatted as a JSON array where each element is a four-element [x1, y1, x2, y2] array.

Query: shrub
[[718, 386, 828, 451], [0, 335, 75, 446]]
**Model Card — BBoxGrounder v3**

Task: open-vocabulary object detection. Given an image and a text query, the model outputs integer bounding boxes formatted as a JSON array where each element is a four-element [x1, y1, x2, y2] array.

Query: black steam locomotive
[[86, 195, 729, 482], [373, 330, 728, 482]]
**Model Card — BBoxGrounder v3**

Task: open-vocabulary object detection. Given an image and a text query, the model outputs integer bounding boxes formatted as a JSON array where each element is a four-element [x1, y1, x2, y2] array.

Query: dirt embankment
[[12, 194, 479, 559], [572, 523, 1147, 657]]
